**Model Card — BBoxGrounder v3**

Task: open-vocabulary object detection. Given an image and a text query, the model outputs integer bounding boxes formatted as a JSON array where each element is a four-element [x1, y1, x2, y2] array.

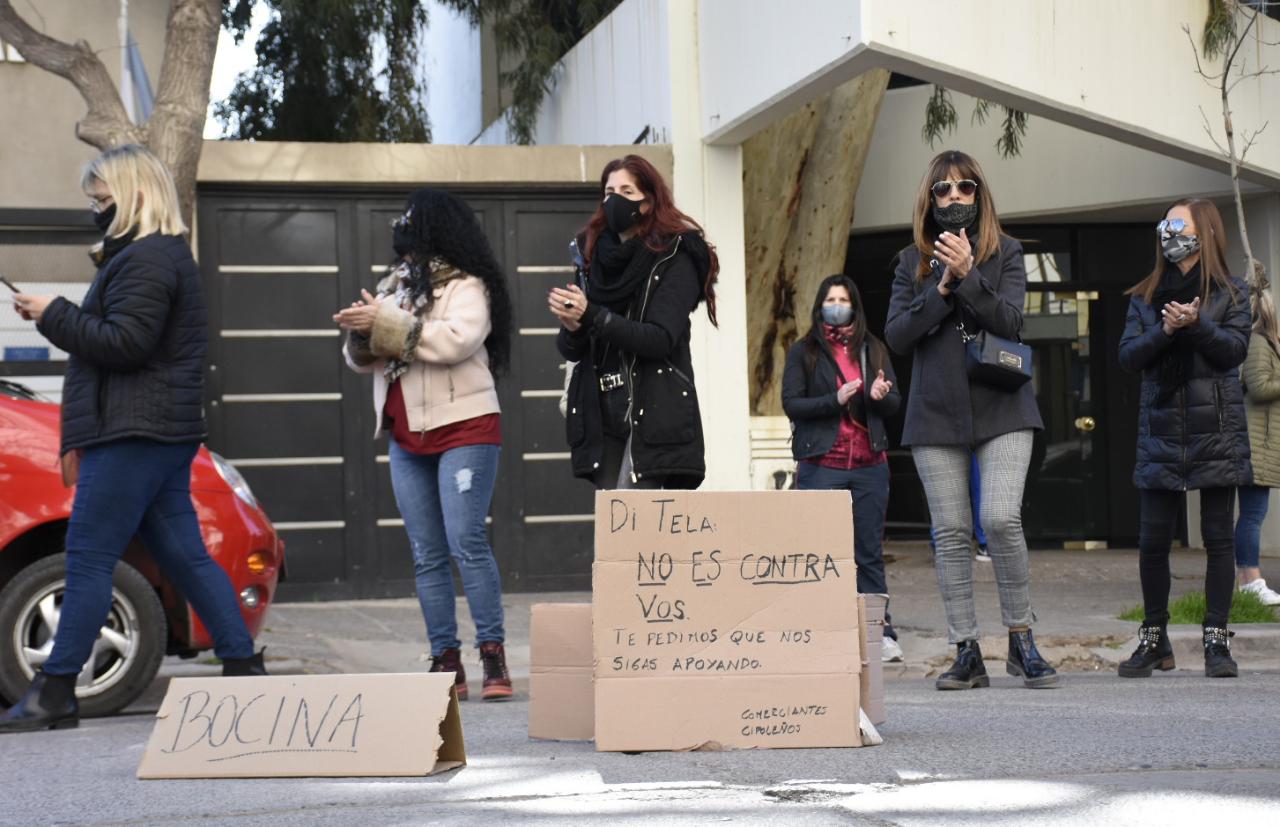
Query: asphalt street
[[3, 671, 1278, 826]]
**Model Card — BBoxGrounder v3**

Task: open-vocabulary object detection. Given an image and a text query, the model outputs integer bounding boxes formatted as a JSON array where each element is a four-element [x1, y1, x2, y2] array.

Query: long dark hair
[[1126, 198, 1236, 307], [912, 150, 1005, 278], [581, 154, 720, 325], [390, 188, 513, 375], [801, 275, 889, 377]]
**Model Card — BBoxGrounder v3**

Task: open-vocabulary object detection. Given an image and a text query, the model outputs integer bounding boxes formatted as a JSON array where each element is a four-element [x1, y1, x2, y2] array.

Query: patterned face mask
[[1161, 232, 1200, 263]]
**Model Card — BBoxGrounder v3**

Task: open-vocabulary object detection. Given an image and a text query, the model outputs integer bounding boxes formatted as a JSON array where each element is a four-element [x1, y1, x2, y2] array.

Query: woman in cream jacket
[[336, 188, 515, 701]]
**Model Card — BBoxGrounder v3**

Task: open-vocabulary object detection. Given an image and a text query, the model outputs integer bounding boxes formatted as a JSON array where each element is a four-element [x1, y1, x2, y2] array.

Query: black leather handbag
[[957, 316, 1033, 390]]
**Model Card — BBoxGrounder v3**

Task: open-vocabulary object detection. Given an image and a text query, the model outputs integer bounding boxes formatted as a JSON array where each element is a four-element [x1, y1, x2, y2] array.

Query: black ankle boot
[[0, 671, 79, 734], [1202, 626, 1238, 678], [935, 640, 989, 690], [222, 648, 268, 677], [1118, 625, 1175, 678], [1006, 629, 1060, 687]]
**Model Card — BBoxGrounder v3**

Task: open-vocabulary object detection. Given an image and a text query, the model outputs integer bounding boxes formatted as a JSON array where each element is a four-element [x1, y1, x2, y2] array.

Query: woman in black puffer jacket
[[1, 145, 263, 736], [1117, 197, 1251, 680], [548, 154, 718, 490]]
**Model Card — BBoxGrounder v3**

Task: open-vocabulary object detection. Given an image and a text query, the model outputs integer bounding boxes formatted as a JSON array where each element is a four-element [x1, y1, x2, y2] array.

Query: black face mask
[[392, 227, 416, 259], [93, 203, 116, 234], [932, 201, 978, 233], [603, 193, 645, 235]]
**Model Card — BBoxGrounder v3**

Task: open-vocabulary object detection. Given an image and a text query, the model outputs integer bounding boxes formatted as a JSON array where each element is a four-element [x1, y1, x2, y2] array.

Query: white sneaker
[[1240, 578, 1280, 606], [975, 547, 992, 563], [881, 636, 904, 662]]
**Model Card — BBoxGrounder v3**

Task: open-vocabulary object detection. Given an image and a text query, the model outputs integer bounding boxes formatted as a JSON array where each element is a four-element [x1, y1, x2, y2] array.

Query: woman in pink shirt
[[782, 275, 902, 660]]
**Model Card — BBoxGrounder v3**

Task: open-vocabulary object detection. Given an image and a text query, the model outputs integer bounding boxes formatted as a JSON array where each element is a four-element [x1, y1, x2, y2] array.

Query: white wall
[[474, 0, 672, 146], [421, 0, 483, 144], [853, 85, 1264, 232]]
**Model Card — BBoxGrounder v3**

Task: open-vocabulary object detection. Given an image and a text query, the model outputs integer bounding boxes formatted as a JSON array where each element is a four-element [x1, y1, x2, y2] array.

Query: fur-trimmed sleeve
[[368, 302, 425, 363]]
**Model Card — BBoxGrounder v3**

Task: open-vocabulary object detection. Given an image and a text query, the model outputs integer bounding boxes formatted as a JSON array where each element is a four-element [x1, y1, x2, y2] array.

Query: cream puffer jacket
[[1243, 332, 1280, 488], [344, 269, 499, 437]]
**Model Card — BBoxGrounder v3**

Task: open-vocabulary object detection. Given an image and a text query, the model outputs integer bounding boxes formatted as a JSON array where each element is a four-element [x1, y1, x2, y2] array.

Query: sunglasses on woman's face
[[931, 179, 978, 198], [1157, 218, 1190, 237]]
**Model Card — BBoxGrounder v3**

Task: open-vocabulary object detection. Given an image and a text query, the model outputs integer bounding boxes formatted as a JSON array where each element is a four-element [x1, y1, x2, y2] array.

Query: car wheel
[[0, 553, 166, 717]]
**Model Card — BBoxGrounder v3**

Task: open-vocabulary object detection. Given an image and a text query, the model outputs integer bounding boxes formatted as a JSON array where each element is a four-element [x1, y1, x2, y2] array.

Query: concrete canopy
[[697, 0, 1280, 187]]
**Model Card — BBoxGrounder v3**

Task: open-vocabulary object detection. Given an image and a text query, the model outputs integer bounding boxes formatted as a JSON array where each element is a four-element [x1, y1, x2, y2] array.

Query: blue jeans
[[388, 442, 505, 654], [795, 460, 893, 634], [44, 439, 254, 676], [1235, 484, 1271, 568]]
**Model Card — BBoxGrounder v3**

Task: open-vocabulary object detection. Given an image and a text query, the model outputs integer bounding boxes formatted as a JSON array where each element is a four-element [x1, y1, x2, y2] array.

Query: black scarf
[[588, 232, 652, 308], [1152, 262, 1203, 403]]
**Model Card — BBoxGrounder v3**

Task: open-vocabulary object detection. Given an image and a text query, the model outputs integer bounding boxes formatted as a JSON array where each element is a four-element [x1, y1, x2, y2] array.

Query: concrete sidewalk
[[145, 544, 1280, 698]]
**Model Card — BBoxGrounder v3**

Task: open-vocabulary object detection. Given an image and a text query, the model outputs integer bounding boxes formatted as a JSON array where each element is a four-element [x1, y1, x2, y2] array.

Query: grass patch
[[1117, 589, 1279, 624]]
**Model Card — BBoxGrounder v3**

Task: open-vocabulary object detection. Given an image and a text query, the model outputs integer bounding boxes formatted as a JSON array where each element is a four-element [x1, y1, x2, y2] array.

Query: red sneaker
[[429, 647, 467, 701], [478, 641, 514, 701]]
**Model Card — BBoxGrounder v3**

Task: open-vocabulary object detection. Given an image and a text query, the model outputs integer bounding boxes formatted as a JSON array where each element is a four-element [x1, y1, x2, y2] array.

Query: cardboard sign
[[529, 602, 594, 741], [137, 673, 465, 779], [592, 490, 861, 752]]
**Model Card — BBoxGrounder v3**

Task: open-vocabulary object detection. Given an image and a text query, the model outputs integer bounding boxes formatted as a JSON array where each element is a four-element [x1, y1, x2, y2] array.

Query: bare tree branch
[[0, 1, 143, 148], [1183, 23, 1228, 82], [1199, 106, 1230, 154], [1227, 65, 1280, 93], [1239, 120, 1269, 163]]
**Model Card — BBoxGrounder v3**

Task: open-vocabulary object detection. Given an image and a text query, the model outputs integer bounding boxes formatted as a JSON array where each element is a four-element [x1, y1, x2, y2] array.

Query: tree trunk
[[742, 69, 891, 415], [0, 0, 220, 230], [148, 0, 222, 230]]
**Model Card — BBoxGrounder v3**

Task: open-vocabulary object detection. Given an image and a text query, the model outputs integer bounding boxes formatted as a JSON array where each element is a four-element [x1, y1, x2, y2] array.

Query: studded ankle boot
[[1202, 626, 1238, 678], [1006, 629, 1060, 688], [1118, 625, 1175, 678], [0, 671, 79, 734], [935, 640, 989, 690], [429, 647, 468, 700]]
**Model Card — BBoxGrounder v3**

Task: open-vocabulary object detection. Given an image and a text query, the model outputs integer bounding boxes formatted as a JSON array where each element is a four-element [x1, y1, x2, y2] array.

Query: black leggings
[[1138, 487, 1235, 628]]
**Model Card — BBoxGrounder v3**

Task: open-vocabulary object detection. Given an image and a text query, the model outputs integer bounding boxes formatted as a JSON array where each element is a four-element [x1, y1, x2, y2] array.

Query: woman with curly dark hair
[[335, 188, 514, 701], [548, 154, 718, 489]]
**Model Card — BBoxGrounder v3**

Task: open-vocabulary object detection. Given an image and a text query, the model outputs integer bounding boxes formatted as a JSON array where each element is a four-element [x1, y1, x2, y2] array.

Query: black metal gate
[[195, 187, 599, 600]]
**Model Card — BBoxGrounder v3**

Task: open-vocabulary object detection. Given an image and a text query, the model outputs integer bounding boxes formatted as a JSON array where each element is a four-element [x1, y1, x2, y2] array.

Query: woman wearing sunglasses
[[885, 150, 1055, 691], [1117, 198, 1251, 679]]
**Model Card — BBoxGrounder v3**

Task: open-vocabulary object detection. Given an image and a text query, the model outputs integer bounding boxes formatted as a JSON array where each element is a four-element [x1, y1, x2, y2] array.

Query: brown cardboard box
[[137, 673, 465, 778], [858, 594, 887, 725], [592, 490, 862, 752], [529, 602, 594, 741]]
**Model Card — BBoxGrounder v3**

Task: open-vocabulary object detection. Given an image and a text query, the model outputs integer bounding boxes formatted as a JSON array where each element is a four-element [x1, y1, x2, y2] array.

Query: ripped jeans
[[388, 441, 505, 655]]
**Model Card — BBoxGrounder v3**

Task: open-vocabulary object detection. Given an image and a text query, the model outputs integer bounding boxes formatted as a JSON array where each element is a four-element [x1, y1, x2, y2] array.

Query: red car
[[0, 379, 283, 716]]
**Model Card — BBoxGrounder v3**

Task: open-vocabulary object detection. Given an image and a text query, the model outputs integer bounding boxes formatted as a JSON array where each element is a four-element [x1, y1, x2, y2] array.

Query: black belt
[[598, 371, 625, 392]]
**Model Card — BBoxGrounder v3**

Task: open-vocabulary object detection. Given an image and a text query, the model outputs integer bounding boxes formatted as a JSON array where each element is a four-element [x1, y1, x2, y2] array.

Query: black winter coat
[[781, 339, 901, 461], [558, 233, 709, 488], [1118, 274, 1252, 491], [884, 235, 1043, 446], [38, 233, 208, 453]]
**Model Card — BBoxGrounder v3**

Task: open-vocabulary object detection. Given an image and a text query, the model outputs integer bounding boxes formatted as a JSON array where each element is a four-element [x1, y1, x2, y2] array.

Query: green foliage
[[1118, 589, 1279, 624], [922, 85, 957, 148], [924, 84, 1030, 159], [215, 0, 431, 142], [444, 0, 623, 145], [1202, 0, 1237, 60], [995, 106, 1029, 159]]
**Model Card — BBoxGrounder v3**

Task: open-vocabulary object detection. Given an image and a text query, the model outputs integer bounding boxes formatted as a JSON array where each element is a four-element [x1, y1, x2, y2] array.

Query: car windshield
[[0, 378, 47, 402]]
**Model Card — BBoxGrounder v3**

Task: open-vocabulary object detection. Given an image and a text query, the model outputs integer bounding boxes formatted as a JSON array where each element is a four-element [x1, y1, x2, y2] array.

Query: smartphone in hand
[[0, 275, 18, 294]]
